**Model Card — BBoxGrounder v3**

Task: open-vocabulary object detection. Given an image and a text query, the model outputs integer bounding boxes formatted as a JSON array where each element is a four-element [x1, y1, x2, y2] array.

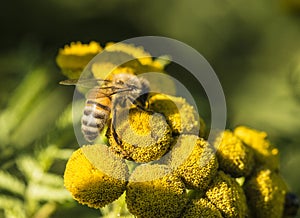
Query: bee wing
[[59, 78, 113, 88], [85, 85, 134, 99], [60, 78, 134, 98]]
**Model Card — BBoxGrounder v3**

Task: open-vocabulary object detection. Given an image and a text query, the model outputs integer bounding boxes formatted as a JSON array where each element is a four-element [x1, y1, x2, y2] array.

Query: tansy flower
[[244, 167, 288, 218], [104, 42, 169, 69], [56, 41, 102, 79], [214, 130, 255, 177], [126, 164, 188, 218], [149, 94, 205, 137], [64, 144, 128, 209], [107, 107, 172, 163], [234, 126, 279, 171], [182, 197, 223, 218], [205, 171, 248, 218], [166, 135, 219, 190]]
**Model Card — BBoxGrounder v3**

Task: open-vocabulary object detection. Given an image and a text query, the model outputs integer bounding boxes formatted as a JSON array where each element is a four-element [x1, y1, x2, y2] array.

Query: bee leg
[[127, 96, 149, 112], [111, 107, 133, 160], [111, 107, 122, 145]]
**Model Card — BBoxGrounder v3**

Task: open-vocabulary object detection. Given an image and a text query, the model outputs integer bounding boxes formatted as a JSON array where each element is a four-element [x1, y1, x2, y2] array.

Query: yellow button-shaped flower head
[[64, 144, 128, 209], [182, 197, 223, 218], [107, 108, 172, 163], [167, 135, 218, 190], [234, 126, 279, 171], [126, 164, 188, 218], [56, 41, 102, 79], [215, 130, 255, 177], [149, 94, 206, 137], [244, 168, 288, 218], [206, 171, 248, 218]]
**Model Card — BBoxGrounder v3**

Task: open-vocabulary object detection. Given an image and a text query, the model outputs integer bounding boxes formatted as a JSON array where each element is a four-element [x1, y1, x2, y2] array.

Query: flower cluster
[[59, 41, 298, 218]]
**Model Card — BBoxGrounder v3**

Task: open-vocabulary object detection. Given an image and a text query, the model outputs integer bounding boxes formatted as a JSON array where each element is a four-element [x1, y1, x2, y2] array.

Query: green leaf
[[0, 195, 26, 218], [0, 170, 25, 196]]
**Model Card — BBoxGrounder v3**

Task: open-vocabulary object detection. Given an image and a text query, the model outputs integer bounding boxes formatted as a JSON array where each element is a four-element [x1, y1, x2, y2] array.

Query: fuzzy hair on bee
[[60, 73, 150, 142]]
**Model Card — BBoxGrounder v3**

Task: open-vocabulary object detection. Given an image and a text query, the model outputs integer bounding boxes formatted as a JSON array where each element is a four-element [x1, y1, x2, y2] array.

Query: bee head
[[114, 74, 149, 94], [113, 73, 150, 107]]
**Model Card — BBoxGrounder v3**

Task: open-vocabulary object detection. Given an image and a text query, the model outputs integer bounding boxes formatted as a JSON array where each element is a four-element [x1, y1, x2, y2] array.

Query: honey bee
[[60, 73, 150, 142]]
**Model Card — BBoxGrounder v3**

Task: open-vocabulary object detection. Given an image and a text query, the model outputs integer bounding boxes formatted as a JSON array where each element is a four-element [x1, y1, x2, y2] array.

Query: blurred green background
[[1, 0, 300, 217]]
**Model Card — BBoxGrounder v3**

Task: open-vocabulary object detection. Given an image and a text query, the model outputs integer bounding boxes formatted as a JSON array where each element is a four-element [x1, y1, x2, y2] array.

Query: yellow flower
[[206, 171, 249, 218], [60, 41, 102, 56], [234, 126, 279, 171], [104, 42, 154, 67], [64, 144, 128, 209], [214, 130, 255, 177], [167, 135, 219, 190], [149, 94, 205, 137], [126, 164, 188, 218], [244, 167, 288, 218], [107, 108, 172, 163], [104, 42, 170, 69], [182, 197, 223, 218], [56, 41, 102, 79]]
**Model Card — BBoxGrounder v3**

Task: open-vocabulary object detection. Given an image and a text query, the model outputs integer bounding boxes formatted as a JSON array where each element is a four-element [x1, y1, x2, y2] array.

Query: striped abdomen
[[81, 94, 111, 142]]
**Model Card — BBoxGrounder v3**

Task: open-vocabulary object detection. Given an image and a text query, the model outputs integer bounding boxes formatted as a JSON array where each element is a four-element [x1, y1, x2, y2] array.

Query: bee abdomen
[[81, 100, 110, 142]]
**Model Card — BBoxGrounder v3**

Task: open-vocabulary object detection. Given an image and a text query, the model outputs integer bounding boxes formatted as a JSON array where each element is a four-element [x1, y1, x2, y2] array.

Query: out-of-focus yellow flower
[[234, 126, 279, 171], [91, 42, 169, 77], [126, 164, 188, 218], [104, 42, 170, 69], [244, 168, 288, 218], [64, 144, 128, 209], [215, 130, 255, 177], [60, 41, 102, 56], [56, 41, 102, 79], [104, 42, 154, 67]]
